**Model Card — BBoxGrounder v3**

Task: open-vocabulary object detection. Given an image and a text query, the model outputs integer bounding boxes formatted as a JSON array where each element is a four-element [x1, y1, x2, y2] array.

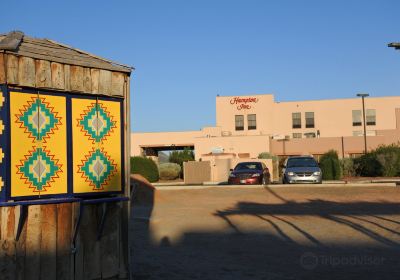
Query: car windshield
[[287, 158, 318, 168], [234, 163, 262, 171]]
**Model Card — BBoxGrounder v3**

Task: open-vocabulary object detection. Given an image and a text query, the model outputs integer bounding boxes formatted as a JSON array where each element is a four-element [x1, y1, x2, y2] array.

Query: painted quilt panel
[[10, 91, 67, 197], [72, 98, 122, 193]]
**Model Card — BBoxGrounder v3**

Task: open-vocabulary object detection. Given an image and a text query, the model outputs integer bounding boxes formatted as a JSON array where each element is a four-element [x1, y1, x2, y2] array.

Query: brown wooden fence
[[0, 202, 128, 280]]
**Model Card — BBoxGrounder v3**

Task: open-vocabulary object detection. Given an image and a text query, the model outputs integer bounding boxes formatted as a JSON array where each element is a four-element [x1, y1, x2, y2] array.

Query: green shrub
[[169, 148, 195, 177], [374, 144, 400, 177], [159, 163, 181, 180], [130, 156, 159, 183], [340, 158, 356, 177], [319, 150, 341, 180], [258, 152, 278, 161], [354, 153, 382, 177]]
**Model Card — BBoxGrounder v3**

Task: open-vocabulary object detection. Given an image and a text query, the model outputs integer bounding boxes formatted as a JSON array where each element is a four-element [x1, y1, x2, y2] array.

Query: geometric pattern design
[[0, 119, 4, 134], [0, 148, 3, 163], [16, 97, 61, 142], [0, 91, 4, 108], [78, 103, 116, 143], [17, 147, 62, 192], [0, 177, 3, 189], [78, 148, 116, 190]]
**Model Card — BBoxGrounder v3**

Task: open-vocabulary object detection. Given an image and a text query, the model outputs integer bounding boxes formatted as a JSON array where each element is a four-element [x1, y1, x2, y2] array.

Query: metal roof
[[0, 31, 132, 73]]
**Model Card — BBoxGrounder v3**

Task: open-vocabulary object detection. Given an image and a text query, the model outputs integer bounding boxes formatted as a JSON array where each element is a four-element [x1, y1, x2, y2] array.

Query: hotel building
[[131, 94, 400, 161]]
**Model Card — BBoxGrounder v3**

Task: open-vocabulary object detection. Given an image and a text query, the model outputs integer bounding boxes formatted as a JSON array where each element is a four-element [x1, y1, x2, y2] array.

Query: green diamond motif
[[19, 98, 59, 141], [19, 148, 60, 191], [80, 149, 115, 189], [80, 104, 115, 143]]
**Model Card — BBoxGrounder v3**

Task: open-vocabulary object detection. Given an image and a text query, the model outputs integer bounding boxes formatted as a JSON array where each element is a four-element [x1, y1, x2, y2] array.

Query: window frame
[[247, 114, 257, 130], [292, 112, 301, 129], [235, 115, 244, 131], [305, 112, 315, 128]]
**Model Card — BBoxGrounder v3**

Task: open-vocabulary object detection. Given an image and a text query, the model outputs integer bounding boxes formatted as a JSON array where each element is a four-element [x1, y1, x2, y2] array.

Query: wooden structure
[[0, 31, 132, 279]]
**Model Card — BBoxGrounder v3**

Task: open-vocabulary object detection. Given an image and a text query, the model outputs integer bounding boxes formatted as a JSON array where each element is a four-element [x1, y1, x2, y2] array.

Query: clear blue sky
[[2, 0, 400, 132]]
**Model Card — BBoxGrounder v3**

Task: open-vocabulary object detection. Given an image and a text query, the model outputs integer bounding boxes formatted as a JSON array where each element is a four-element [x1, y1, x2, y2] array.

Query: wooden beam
[[90, 69, 99, 94], [99, 70, 112, 95], [6, 54, 19, 84], [18, 56, 36, 87], [111, 72, 125, 96], [50, 62, 65, 89], [64, 64, 71, 91], [25, 205, 41, 280], [35, 60, 51, 88], [83, 67, 91, 93], [40, 205, 57, 280], [0, 53, 6, 83], [70, 65, 84, 92]]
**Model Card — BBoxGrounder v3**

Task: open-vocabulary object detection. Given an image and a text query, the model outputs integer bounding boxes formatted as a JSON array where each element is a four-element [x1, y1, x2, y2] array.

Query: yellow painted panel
[[10, 91, 67, 197], [72, 98, 122, 193]]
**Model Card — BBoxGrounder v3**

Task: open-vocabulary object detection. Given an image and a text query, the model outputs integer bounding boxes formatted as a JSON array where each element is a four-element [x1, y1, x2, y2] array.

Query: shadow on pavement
[[132, 185, 400, 280]]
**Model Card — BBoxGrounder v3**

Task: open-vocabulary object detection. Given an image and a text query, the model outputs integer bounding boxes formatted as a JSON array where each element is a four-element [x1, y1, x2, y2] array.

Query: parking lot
[[131, 184, 400, 280]]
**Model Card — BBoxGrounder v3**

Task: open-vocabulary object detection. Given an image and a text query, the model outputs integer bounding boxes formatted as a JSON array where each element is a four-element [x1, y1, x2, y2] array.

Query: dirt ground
[[131, 185, 400, 280]]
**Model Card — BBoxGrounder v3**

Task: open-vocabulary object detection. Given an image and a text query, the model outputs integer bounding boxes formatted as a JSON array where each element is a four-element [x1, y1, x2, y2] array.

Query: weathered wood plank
[[0, 53, 6, 83], [101, 203, 120, 278], [35, 60, 51, 88], [18, 56, 36, 87], [73, 203, 84, 280], [15, 206, 27, 280], [56, 203, 72, 280], [82, 205, 101, 279], [25, 205, 41, 280], [51, 62, 65, 89], [90, 69, 99, 94], [40, 205, 57, 280], [6, 54, 19, 84], [1, 206, 17, 280], [70, 65, 84, 92], [83, 67, 91, 93], [14, 50, 130, 73], [99, 70, 112, 95], [111, 72, 125, 97], [64, 65, 71, 91]]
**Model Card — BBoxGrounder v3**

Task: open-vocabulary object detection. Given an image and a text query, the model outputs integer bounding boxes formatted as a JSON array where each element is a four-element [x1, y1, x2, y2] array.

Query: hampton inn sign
[[230, 97, 259, 110]]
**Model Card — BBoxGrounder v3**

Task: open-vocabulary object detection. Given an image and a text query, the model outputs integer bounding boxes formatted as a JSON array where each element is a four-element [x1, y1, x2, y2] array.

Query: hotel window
[[293, 133, 302, 139], [292, 112, 301, 129], [352, 110, 362, 126], [366, 109, 376, 126], [247, 114, 257, 130], [235, 115, 244, 131], [304, 132, 316, 138], [305, 112, 315, 128]]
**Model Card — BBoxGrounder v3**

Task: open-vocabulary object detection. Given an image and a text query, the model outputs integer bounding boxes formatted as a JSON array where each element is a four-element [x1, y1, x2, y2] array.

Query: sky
[[1, 0, 400, 132]]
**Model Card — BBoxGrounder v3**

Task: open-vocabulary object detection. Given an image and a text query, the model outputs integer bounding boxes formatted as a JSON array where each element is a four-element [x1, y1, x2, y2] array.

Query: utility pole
[[357, 93, 369, 154]]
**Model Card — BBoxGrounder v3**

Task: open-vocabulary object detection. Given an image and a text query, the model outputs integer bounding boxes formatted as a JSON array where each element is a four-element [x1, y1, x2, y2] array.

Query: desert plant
[[319, 150, 341, 180], [159, 163, 181, 180], [340, 157, 356, 177], [258, 152, 278, 161], [130, 156, 159, 183], [353, 153, 383, 177], [374, 144, 400, 177], [169, 148, 195, 177]]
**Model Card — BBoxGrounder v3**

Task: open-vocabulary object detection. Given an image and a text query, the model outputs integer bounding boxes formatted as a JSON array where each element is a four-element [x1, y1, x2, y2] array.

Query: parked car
[[282, 156, 322, 184], [228, 162, 270, 185]]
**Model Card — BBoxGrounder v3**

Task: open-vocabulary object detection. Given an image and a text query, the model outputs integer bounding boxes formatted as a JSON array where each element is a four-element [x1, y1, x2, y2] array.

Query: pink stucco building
[[132, 94, 400, 161]]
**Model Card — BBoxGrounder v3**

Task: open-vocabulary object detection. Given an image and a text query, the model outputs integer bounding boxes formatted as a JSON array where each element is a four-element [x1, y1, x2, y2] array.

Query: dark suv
[[228, 162, 270, 185], [282, 156, 322, 184]]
